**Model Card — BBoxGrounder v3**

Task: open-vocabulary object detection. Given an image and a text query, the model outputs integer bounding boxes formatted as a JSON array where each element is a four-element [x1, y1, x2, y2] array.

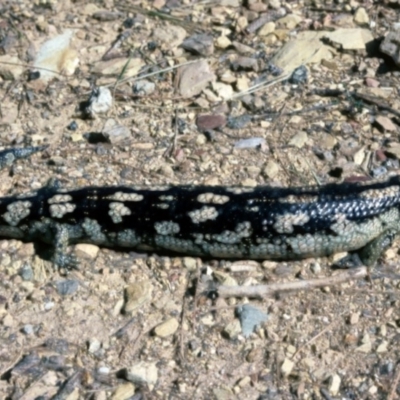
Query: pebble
[[154, 317, 179, 337], [224, 319, 242, 339], [196, 114, 226, 131], [375, 115, 397, 132], [176, 60, 215, 98], [133, 80, 156, 95], [215, 35, 232, 49], [125, 362, 158, 388], [353, 7, 370, 26], [236, 304, 268, 337], [182, 33, 214, 56], [56, 280, 79, 296], [289, 65, 308, 84], [212, 82, 233, 99], [88, 338, 101, 353], [111, 383, 135, 400], [22, 324, 34, 335], [75, 243, 99, 260], [281, 358, 294, 376], [124, 280, 153, 314], [288, 131, 308, 148], [258, 21, 276, 36], [85, 86, 113, 117], [329, 374, 341, 395]]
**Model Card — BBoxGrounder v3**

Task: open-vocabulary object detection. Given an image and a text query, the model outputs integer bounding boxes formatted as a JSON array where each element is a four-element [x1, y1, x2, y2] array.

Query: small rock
[[125, 362, 158, 388], [381, 31, 400, 65], [236, 76, 249, 91], [237, 304, 268, 337], [22, 324, 34, 335], [124, 280, 153, 314], [227, 115, 252, 129], [276, 14, 302, 29], [176, 60, 215, 98], [182, 257, 197, 271], [213, 387, 234, 400], [231, 56, 258, 71], [19, 263, 34, 281], [263, 160, 280, 179], [153, 25, 187, 49], [269, 0, 281, 9], [281, 358, 294, 376], [55, 280, 79, 296], [92, 57, 144, 77], [376, 341, 388, 353], [33, 30, 79, 82], [133, 80, 156, 95], [154, 317, 179, 337], [289, 65, 308, 84], [212, 82, 233, 99], [75, 244, 99, 260], [356, 333, 372, 353], [375, 115, 397, 132], [329, 374, 341, 395], [353, 7, 370, 26], [234, 137, 265, 149], [224, 319, 242, 339], [80, 86, 113, 118], [181, 33, 214, 56], [196, 114, 226, 131], [111, 383, 135, 400], [365, 77, 379, 87], [215, 35, 232, 49], [102, 118, 132, 144], [258, 22, 276, 36], [310, 262, 321, 274], [289, 131, 308, 148], [88, 338, 101, 353], [0, 55, 24, 80], [92, 10, 123, 21]]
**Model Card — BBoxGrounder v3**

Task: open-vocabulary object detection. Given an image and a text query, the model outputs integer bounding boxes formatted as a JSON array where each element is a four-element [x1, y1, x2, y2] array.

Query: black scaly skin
[[0, 168, 399, 269], [0, 146, 48, 170]]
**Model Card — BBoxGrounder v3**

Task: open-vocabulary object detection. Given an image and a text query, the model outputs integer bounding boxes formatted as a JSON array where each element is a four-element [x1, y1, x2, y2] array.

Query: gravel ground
[[1, 1, 400, 399]]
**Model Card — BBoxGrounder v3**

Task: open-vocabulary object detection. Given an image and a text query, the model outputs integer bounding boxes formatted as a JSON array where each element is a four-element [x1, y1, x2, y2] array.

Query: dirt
[[1, 0, 400, 399]]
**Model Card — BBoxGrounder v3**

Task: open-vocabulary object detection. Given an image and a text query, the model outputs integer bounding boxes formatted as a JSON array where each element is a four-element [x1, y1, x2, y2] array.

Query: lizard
[[0, 147, 398, 270]]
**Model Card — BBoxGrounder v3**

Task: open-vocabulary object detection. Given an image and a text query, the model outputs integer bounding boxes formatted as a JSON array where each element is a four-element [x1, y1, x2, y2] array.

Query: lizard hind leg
[[332, 229, 399, 269], [357, 229, 399, 267]]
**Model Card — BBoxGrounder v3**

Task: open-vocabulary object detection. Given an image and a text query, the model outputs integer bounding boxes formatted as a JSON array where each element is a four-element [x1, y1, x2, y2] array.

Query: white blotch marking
[[197, 192, 230, 205], [273, 212, 310, 234], [154, 221, 180, 235], [106, 191, 144, 201], [159, 195, 174, 201], [49, 203, 76, 218], [188, 206, 219, 224], [3, 200, 32, 226], [109, 202, 132, 223], [48, 194, 73, 204]]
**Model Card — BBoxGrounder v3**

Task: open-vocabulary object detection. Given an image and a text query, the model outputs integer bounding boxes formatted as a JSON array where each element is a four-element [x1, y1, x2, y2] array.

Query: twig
[[216, 267, 367, 298]]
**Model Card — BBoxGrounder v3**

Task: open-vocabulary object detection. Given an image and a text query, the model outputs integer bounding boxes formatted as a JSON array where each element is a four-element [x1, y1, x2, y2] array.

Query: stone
[[375, 115, 397, 132], [276, 14, 302, 30], [176, 60, 215, 98], [124, 280, 153, 314], [258, 22, 276, 36], [154, 318, 179, 337], [353, 7, 370, 26], [75, 244, 99, 259], [0, 55, 24, 80], [125, 362, 158, 388], [153, 25, 187, 49]]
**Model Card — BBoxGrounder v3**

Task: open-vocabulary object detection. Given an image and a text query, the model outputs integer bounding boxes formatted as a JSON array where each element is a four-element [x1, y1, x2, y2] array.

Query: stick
[[216, 267, 367, 298]]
